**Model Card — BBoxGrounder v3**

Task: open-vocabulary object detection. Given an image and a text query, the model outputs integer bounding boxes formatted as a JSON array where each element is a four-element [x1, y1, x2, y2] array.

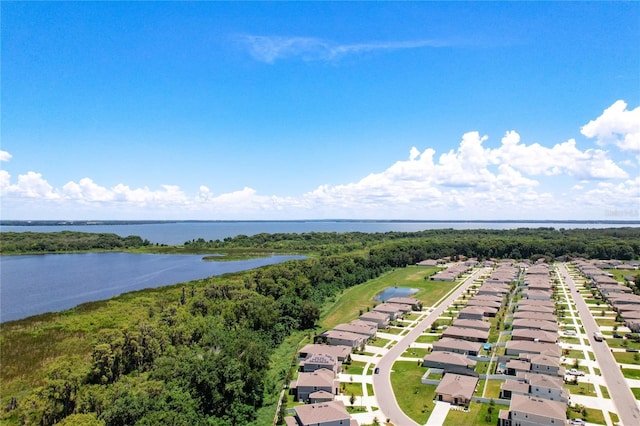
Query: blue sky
[[1, 1, 639, 220]]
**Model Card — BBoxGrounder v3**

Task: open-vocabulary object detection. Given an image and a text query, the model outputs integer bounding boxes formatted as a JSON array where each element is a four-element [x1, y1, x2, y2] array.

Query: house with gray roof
[[498, 394, 567, 426], [290, 368, 338, 402], [359, 311, 390, 329], [432, 338, 483, 356], [441, 325, 489, 343], [286, 400, 358, 426]]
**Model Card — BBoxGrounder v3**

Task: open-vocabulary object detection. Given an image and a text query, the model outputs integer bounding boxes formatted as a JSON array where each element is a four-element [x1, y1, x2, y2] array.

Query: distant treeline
[[1, 227, 639, 425], [186, 227, 640, 260], [0, 231, 151, 254]]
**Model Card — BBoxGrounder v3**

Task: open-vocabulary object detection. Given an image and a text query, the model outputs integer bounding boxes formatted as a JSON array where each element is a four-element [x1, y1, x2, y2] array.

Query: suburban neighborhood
[[281, 258, 640, 426]]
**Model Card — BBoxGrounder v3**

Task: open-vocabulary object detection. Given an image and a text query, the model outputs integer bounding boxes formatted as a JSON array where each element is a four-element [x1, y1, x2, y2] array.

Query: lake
[[374, 287, 420, 302], [0, 253, 304, 323], [2, 220, 635, 245]]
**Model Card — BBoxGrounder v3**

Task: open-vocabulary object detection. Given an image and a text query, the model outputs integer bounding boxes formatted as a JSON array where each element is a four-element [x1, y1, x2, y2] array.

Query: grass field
[[320, 266, 445, 329], [443, 402, 501, 426], [390, 361, 434, 424], [621, 368, 640, 380], [567, 405, 606, 425], [613, 351, 640, 365]]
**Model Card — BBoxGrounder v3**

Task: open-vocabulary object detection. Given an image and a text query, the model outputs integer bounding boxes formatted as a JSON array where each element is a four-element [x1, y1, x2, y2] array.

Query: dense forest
[[1, 227, 639, 425], [0, 231, 151, 254]]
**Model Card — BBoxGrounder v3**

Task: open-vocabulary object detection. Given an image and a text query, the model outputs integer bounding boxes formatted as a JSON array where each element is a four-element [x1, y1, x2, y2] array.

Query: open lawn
[[605, 339, 640, 350], [564, 381, 597, 396], [621, 368, 640, 379], [341, 382, 363, 397], [416, 334, 440, 343], [484, 379, 503, 398], [402, 347, 429, 359], [368, 337, 391, 348], [567, 405, 606, 425], [320, 266, 442, 328], [443, 402, 501, 426], [390, 361, 434, 424], [631, 388, 640, 399], [613, 351, 640, 365], [344, 361, 367, 375]]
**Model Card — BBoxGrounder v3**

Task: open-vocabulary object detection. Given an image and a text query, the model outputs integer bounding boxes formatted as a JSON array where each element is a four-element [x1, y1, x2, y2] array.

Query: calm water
[[374, 287, 420, 302], [2, 220, 634, 245], [0, 253, 304, 323]]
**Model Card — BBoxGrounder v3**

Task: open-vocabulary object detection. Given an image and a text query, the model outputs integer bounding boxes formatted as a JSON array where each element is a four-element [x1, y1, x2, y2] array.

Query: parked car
[[374, 367, 380, 374], [568, 369, 585, 376], [613, 333, 622, 338], [571, 419, 586, 425]]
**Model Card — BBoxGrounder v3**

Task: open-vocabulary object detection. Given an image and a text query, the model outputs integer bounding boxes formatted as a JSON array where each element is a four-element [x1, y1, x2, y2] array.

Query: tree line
[[0, 231, 151, 254], [1, 227, 639, 425]]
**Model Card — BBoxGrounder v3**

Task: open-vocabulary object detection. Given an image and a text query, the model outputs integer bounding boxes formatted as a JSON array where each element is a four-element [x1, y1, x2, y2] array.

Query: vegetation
[[2, 227, 640, 425], [0, 231, 151, 254]]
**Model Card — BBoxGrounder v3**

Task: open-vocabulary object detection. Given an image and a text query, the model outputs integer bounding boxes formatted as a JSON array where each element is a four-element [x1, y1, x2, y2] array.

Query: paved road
[[372, 268, 489, 426], [557, 263, 640, 426]]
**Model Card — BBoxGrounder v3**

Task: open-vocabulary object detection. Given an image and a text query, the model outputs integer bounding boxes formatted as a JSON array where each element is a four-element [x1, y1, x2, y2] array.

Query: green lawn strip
[[595, 318, 623, 327], [401, 347, 429, 359], [599, 385, 610, 399], [566, 349, 586, 360], [484, 379, 503, 398], [390, 361, 433, 424], [366, 383, 374, 396], [560, 337, 581, 345], [341, 381, 363, 397], [610, 412, 620, 424], [416, 334, 440, 343], [564, 381, 597, 396], [613, 351, 640, 365], [621, 368, 640, 379], [605, 339, 640, 350], [320, 266, 442, 329], [384, 327, 405, 335], [368, 337, 391, 348], [475, 361, 490, 375], [344, 361, 367, 375], [443, 402, 500, 426], [631, 388, 640, 399], [567, 405, 606, 425]]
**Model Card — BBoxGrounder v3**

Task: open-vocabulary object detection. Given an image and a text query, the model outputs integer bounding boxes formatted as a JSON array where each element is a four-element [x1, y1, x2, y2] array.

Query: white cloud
[[0, 150, 12, 162], [581, 100, 640, 152], [236, 35, 448, 64], [0, 101, 635, 220]]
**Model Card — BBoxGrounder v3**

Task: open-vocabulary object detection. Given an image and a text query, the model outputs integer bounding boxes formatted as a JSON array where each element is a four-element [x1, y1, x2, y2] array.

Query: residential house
[[422, 351, 477, 371], [299, 344, 351, 362], [505, 341, 561, 358], [498, 394, 567, 426], [286, 400, 358, 426], [441, 326, 489, 343], [334, 321, 377, 338], [511, 328, 558, 344], [432, 338, 483, 356], [512, 311, 557, 323], [452, 319, 491, 332], [372, 303, 404, 320], [300, 353, 341, 374], [387, 296, 423, 311], [319, 330, 366, 349], [434, 373, 479, 407], [290, 368, 338, 402], [359, 311, 390, 329], [511, 319, 558, 333]]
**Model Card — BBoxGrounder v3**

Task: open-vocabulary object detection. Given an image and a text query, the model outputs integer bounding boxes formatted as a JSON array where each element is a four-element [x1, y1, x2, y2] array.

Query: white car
[[568, 368, 585, 376]]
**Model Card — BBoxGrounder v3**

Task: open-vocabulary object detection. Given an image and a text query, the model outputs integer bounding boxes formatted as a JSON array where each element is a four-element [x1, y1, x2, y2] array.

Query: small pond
[[374, 286, 419, 302]]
